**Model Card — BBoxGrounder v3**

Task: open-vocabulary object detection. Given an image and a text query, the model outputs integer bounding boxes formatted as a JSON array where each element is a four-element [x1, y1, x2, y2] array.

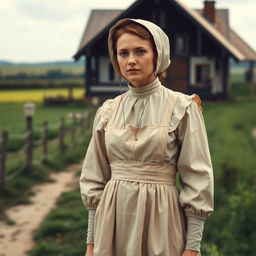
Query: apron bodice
[[104, 91, 179, 166]]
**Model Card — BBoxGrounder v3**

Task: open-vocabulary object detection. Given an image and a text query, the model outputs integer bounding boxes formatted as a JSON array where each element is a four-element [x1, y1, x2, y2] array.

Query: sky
[[0, 0, 255, 63]]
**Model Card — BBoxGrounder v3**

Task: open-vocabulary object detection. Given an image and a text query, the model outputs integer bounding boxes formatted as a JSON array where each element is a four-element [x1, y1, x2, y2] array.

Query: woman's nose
[[128, 54, 137, 65]]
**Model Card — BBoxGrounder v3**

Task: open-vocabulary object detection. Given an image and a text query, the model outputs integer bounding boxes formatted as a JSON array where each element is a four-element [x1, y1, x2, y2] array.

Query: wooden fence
[[0, 110, 93, 187]]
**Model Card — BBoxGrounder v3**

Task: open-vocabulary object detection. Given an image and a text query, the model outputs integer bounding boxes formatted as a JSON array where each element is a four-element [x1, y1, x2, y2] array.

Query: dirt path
[[0, 163, 81, 256]]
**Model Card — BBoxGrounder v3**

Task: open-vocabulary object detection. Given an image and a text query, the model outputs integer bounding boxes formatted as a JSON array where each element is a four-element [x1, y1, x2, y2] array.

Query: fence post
[[42, 121, 48, 161], [71, 113, 76, 147], [24, 102, 35, 173], [88, 110, 93, 131], [26, 130, 33, 172], [248, 61, 255, 96], [81, 112, 87, 136], [0, 131, 8, 187], [59, 117, 65, 154]]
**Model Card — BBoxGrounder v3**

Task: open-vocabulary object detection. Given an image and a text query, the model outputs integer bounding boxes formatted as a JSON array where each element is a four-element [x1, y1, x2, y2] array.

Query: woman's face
[[116, 33, 156, 88]]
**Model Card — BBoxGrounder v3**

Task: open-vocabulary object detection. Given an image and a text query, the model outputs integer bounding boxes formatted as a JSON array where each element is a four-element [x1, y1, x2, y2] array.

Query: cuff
[[185, 216, 205, 251], [86, 209, 96, 244]]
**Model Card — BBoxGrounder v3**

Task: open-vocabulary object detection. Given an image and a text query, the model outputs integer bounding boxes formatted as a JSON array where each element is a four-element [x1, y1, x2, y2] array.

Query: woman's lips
[[127, 69, 140, 72]]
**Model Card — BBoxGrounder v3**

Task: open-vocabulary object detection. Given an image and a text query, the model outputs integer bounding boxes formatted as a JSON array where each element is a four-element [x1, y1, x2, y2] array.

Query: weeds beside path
[[0, 163, 81, 256]]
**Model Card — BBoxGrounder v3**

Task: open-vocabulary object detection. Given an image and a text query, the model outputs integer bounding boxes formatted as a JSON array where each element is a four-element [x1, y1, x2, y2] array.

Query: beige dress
[[80, 78, 214, 256]]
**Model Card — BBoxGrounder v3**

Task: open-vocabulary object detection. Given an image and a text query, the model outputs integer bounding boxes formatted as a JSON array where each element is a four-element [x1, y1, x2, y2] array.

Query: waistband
[[110, 161, 176, 185]]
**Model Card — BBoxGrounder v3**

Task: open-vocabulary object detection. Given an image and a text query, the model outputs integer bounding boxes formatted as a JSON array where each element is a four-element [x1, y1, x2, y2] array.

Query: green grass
[[201, 97, 256, 256], [0, 102, 88, 173], [0, 135, 91, 219], [29, 188, 88, 256], [0, 102, 89, 134], [0, 101, 95, 218], [231, 67, 256, 83], [0, 65, 84, 76], [0, 164, 54, 215], [4, 129, 78, 177], [28, 95, 256, 256], [0, 102, 95, 178], [229, 81, 256, 99], [203, 98, 256, 177], [0, 78, 84, 90], [1, 76, 256, 255]]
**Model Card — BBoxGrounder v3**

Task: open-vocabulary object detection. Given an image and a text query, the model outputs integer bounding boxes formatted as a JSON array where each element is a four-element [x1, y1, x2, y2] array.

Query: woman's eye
[[119, 51, 127, 57], [137, 49, 146, 55]]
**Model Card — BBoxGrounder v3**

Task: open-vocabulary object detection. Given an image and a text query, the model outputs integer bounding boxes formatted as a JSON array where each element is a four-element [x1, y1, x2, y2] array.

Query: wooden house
[[73, 0, 256, 99]]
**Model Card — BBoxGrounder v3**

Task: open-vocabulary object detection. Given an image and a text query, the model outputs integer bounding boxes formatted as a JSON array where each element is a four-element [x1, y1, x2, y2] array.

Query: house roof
[[230, 29, 256, 61], [74, 0, 256, 61], [194, 9, 230, 41], [77, 9, 122, 53]]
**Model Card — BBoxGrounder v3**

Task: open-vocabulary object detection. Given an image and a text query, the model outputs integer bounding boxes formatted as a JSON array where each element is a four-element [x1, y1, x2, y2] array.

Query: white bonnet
[[108, 18, 171, 78]]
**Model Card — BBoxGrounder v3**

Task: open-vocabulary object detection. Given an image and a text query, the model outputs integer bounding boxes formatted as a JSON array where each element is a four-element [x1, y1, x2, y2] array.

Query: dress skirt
[[93, 161, 186, 256]]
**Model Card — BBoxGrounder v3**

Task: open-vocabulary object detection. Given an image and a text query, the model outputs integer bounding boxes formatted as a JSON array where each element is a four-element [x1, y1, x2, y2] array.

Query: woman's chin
[[129, 77, 156, 88], [129, 79, 143, 88]]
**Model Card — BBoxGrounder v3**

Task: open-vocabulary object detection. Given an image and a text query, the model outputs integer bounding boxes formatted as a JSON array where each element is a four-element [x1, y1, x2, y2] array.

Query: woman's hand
[[181, 249, 199, 256], [85, 244, 94, 256]]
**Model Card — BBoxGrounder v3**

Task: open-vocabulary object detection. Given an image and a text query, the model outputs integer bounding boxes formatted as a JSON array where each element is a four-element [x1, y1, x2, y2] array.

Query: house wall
[[83, 0, 229, 99], [99, 56, 109, 83], [165, 1, 228, 98]]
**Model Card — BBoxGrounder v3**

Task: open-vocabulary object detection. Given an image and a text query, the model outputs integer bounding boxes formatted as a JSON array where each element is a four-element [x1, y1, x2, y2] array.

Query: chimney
[[203, 0, 216, 23]]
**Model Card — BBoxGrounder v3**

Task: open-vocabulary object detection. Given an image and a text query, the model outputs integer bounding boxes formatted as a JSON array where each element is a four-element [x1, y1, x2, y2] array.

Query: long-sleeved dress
[[80, 78, 214, 256]]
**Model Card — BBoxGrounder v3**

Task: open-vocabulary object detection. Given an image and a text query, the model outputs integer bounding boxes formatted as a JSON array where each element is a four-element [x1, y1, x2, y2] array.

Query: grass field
[[27, 96, 256, 256], [0, 139, 91, 219], [0, 70, 251, 105], [204, 98, 256, 174], [231, 66, 256, 82], [0, 78, 84, 89], [0, 96, 255, 255], [0, 65, 84, 76], [202, 97, 256, 256], [0, 67, 256, 255], [0, 102, 90, 134], [0, 88, 85, 103], [0, 100, 94, 179], [29, 187, 87, 256], [0, 99, 94, 216]]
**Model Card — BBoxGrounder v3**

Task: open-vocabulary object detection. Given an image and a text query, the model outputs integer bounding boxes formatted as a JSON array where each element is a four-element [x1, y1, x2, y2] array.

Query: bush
[[29, 242, 63, 256]]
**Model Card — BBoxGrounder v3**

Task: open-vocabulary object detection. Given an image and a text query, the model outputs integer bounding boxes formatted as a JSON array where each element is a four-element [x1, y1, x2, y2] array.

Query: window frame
[[174, 33, 189, 56], [195, 63, 211, 85], [190, 57, 214, 89]]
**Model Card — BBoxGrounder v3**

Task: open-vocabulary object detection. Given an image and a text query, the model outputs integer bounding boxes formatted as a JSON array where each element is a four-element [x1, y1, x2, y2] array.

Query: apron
[[94, 93, 186, 256]]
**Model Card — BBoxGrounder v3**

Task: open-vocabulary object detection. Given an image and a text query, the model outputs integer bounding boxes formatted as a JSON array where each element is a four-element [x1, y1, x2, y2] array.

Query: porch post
[[248, 61, 255, 96]]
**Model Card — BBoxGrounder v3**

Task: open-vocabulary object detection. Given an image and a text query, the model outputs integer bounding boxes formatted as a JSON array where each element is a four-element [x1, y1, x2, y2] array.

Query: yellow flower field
[[0, 88, 85, 103]]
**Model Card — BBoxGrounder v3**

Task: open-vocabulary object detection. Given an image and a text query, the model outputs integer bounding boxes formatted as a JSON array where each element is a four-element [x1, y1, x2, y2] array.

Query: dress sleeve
[[172, 94, 214, 220], [79, 99, 113, 210]]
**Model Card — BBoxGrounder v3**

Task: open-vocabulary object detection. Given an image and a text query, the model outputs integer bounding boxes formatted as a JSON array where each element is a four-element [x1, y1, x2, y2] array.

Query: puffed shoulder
[[169, 93, 202, 132], [192, 94, 203, 112], [93, 99, 114, 130]]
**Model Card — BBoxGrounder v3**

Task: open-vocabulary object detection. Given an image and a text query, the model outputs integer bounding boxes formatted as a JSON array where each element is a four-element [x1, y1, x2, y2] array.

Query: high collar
[[128, 78, 161, 98]]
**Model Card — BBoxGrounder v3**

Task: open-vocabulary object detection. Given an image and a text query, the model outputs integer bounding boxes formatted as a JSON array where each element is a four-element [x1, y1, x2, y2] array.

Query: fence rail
[[0, 109, 93, 187]]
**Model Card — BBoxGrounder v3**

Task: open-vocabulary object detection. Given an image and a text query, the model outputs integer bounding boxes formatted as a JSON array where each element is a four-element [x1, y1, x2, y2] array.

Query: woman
[[80, 18, 214, 256]]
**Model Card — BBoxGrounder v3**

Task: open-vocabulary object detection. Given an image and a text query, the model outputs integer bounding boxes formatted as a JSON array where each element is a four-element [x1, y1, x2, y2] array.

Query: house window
[[175, 34, 188, 55], [190, 57, 214, 88], [195, 64, 210, 84]]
